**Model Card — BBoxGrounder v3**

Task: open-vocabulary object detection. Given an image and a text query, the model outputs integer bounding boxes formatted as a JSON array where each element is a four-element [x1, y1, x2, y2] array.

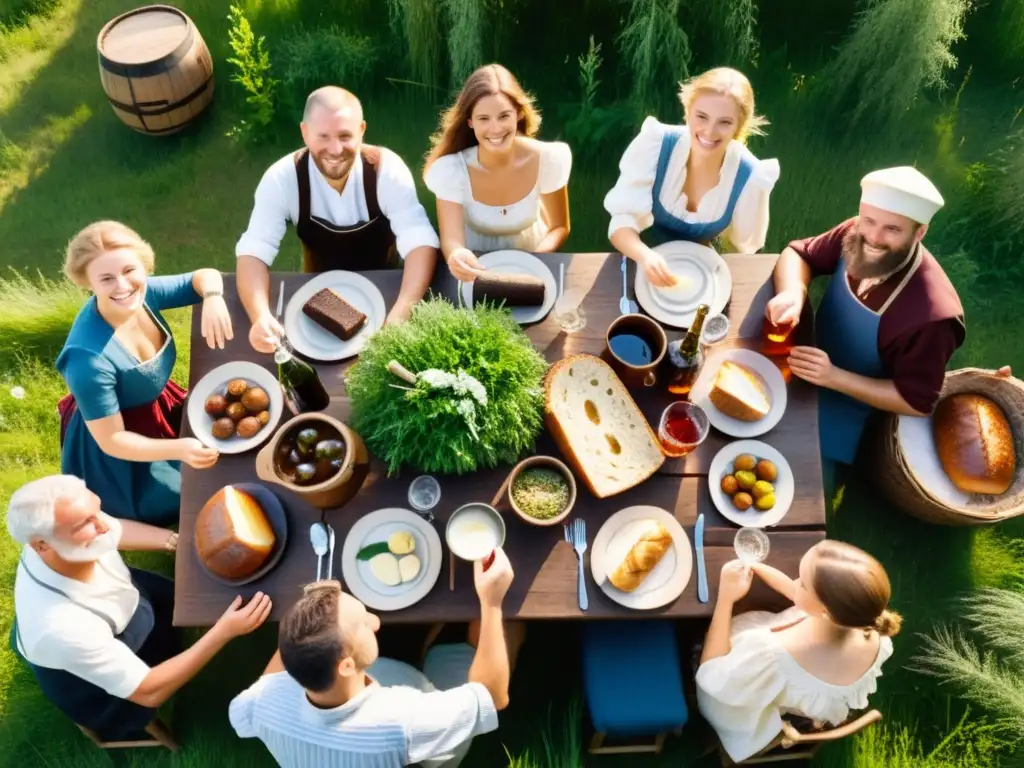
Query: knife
[[326, 523, 336, 582], [695, 514, 708, 603], [275, 280, 285, 321]]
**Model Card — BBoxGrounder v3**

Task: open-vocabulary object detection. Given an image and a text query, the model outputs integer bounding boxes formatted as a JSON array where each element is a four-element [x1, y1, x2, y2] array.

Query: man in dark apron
[[235, 86, 440, 353], [764, 167, 967, 497], [7, 475, 273, 741]]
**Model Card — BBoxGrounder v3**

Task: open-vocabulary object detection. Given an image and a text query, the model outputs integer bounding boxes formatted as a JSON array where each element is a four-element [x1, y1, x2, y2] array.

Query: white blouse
[[696, 607, 893, 763], [603, 116, 780, 253], [424, 139, 572, 252]]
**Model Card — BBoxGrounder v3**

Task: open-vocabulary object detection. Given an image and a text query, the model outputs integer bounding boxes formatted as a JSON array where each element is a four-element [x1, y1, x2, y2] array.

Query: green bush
[[345, 297, 548, 476], [0, 0, 57, 26], [818, 0, 971, 129], [617, 0, 693, 112], [559, 36, 642, 163], [953, 131, 1024, 278], [275, 25, 378, 117], [911, 588, 1024, 748], [225, 4, 278, 145]]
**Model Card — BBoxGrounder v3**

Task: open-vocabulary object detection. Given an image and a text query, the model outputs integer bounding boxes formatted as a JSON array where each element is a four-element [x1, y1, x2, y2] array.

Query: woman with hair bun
[[696, 540, 898, 763], [604, 66, 779, 286], [56, 220, 232, 526]]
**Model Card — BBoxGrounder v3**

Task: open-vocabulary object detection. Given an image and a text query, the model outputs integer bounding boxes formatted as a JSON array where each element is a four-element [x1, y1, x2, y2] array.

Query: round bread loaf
[[195, 486, 276, 579], [932, 393, 1016, 495]]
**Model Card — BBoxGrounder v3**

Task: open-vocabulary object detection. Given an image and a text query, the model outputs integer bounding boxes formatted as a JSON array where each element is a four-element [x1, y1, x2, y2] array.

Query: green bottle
[[274, 337, 331, 414]]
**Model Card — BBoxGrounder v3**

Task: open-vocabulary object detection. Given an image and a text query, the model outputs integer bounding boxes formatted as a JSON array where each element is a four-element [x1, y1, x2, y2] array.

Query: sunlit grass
[[0, 0, 80, 111]]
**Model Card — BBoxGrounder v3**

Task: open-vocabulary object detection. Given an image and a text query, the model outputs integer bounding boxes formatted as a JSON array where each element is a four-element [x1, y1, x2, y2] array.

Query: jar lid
[[701, 314, 729, 344]]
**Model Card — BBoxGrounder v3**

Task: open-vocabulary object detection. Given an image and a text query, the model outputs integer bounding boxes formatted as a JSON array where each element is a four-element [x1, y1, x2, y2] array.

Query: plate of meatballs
[[186, 361, 285, 454]]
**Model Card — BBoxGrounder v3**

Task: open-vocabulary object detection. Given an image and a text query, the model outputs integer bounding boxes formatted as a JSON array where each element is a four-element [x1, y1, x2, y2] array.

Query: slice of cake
[[302, 288, 367, 341], [708, 361, 772, 421], [474, 272, 546, 307]]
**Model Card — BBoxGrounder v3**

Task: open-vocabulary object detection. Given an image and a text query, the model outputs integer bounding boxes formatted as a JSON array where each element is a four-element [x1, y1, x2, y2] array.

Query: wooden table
[[174, 253, 826, 626]]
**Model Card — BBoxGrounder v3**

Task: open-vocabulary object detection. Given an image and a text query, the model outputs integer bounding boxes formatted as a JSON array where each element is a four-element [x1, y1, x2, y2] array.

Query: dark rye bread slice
[[474, 271, 546, 307], [302, 288, 367, 341]]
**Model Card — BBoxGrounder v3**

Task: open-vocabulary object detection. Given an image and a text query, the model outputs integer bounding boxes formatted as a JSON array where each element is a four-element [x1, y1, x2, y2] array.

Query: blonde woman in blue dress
[[424, 64, 572, 282], [56, 221, 233, 526], [604, 67, 780, 287]]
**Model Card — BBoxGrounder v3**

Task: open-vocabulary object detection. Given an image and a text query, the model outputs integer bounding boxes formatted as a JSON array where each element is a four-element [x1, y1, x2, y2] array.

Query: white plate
[[897, 414, 972, 507], [284, 271, 387, 361], [187, 361, 284, 454], [460, 250, 556, 324], [634, 241, 732, 328], [590, 505, 692, 610], [690, 348, 787, 438], [708, 440, 794, 527], [341, 508, 442, 611]]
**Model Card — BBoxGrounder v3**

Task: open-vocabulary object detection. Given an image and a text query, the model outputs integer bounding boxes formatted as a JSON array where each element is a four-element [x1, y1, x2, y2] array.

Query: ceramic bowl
[[507, 456, 577, 527]]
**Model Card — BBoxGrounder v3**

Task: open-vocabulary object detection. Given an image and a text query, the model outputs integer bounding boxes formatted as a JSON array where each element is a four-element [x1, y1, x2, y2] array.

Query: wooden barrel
[[97, 5, 214, 135], [867, 367, 1024, 526]]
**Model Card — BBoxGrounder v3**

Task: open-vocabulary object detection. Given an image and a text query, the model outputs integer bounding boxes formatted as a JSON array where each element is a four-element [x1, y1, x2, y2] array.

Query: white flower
[[417, 368, 488, 407], [9, 386, 24, 399]]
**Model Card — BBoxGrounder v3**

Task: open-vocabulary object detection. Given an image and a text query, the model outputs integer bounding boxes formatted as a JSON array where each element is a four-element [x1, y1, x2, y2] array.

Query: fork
[[571, 518, 589, 611]]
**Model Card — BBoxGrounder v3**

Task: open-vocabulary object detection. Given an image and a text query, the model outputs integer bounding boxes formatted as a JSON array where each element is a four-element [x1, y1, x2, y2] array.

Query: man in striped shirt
[[229, 548, 520, 767]]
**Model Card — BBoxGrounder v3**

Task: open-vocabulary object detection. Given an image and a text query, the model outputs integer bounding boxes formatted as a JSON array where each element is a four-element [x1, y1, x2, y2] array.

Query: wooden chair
[[717, 710, 882, 765], [76, 718, 180, 753]]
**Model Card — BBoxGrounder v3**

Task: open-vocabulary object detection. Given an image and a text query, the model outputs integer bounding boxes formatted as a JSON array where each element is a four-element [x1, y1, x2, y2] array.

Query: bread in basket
[[544, 354, 665, 498]]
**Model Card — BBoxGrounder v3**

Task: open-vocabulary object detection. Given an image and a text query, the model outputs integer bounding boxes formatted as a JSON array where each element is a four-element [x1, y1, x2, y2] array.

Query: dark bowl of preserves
[[255, 413, 370, 510]]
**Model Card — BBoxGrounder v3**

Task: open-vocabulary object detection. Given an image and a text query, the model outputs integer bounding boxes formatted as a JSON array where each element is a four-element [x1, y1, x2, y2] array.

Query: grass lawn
[[2, 1, 1024, 766]]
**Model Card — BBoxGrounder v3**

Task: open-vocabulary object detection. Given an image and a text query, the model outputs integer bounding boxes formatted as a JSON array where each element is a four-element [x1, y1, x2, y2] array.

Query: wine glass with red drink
[[658, 401, 710, 458]]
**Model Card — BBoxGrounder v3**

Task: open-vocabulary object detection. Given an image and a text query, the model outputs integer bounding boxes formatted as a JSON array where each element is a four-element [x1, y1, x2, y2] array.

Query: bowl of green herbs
[[507, 456, 576, 527]]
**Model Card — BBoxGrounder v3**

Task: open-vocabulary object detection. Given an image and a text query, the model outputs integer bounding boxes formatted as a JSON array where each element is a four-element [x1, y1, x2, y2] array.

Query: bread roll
[[608, 521, 673, 592], [709, 361, 772, 421], [933, 393, 1015, 495], [543, 355, 665, 498], [196, 486, 276, 579], [475, 272, 546, 307]]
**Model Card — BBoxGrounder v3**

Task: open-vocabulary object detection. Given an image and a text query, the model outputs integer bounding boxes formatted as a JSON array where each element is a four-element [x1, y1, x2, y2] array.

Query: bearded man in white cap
[[7, 475, 272, 743], [766, 166, 966, 473]]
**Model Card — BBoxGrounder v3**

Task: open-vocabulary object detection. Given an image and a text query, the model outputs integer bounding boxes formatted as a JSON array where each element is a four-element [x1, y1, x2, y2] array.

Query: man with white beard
[[7, 475, 272, 743]]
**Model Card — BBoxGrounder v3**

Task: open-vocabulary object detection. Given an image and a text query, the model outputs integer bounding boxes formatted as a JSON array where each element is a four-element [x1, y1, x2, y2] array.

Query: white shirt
[[603, 116, 780, 252], [13, 542, 151, 699], [695, 607, 893, 763], [424, 140, 572, 252], [236, 148, 441, 266], [229, 654, 497, 768]]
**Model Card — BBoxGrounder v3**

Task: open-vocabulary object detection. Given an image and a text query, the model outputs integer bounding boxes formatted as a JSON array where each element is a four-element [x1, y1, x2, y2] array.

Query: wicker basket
[[869, 367, 1024, 526]]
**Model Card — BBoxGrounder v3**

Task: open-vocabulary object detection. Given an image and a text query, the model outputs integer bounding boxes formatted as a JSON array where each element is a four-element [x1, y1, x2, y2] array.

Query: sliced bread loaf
[[544, 354, 665, 498]]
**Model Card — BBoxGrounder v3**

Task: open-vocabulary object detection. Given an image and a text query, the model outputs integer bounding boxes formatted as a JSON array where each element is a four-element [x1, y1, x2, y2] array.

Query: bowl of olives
[[187, 361, 284, 454], [255, 413, 371, 510], [707, 439, 795, 528]]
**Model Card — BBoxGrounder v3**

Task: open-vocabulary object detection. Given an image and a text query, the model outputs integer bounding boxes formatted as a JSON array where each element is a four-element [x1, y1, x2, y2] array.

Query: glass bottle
[[274, 337, 331, 414], [666, 303, 710, 396]]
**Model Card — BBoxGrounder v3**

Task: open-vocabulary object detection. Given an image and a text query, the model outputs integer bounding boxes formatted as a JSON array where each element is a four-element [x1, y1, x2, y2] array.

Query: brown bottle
[[666, 304, 710, 396]]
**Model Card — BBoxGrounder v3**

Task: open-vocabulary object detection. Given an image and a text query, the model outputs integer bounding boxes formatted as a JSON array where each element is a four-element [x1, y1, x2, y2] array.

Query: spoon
[[310, 522, 328, 581], [620, 256, 638, 315]]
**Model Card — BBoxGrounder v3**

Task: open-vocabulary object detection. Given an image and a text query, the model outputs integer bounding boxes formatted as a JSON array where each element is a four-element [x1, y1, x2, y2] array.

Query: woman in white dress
[[604, 67, 780, 287], [696, 540, 899, 763], [423, 64, 572, 282]]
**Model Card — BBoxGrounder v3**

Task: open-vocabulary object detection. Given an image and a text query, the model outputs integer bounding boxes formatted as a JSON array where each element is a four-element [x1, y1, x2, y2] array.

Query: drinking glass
[[657, 401, 710, 458], [733, 527, 770, 564], [553, 289, 587, 333], [761, 315, 795, 356]]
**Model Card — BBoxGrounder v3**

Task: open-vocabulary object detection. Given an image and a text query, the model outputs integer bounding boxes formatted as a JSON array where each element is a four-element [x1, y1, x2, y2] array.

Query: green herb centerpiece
[[345, 297, 549, 475]]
